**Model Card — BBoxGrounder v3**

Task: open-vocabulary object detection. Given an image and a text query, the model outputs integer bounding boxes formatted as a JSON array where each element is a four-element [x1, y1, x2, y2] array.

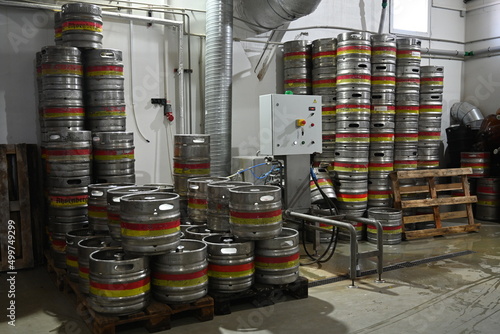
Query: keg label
[[79, 266, 89, 280], [284, 79, 312, 88], [372, 76, 396, 85], [368, 190, 392, 199], [174, 162, 210, 175], [313, 79, 337, 88], [336, 104, 371, 113], [372, 47, 397, 56], [43, 107, 85, 118], [397, 50, 421, 59], [421, 77, 444, 85], [418, 131, 441, 140], [255, 253, 300, 270], [370, 133, 395, 142], [88, 205, 107, 218], [419, 105, 443, 113], [372, 105, 395, 114], [336, 193, 368, 202], [107, 212, 121, 226], [337, 45, 371, 55], [152, 268, 208, 287], [66, 254, 78, 269], [367, 224, 402, 234], [369, 163, 394, 171], [51, 238, 66, 252], [284, 52, 311, 60], [188, 198, 208, 210], [121, 219, 181, 237], [312, 51, 337, 59], [322, 106, 336, 115], [88, 106, 126, 117], [86, 65, 124, 77], [90, 277, 150, 297], [207, 263, 255, 278], [63, 20, 103, 33], [49, 195, 88, 207], [230, 209, 282, 225], [41, 63, 83, 76], [93, 149, 134, 161], [334, 162, 369, 172], [310, 178, 333, 189], [337, 75, 371, 85], [395, 106, 419, 114]]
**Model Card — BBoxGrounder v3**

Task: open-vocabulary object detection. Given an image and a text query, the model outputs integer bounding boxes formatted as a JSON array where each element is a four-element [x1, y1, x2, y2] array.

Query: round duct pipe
[[450, 102, 484, 128], [235, 0, 323, 33]]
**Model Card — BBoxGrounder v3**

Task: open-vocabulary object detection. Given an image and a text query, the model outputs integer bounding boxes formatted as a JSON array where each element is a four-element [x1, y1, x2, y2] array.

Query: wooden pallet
[[44, 249, 66, 291], [210, 276, 309, 315], [390, 168, 481, 240]]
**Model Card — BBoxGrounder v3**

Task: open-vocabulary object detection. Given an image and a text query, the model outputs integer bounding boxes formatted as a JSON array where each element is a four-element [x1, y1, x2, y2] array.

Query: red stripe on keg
[[284, 51, 309, 57], [208, 263, 254, 273], [313, 79, 336, 84], [477, 186, 496, 194], [420, 105, 443, 109], [370, 133, 394, 138], [188, 198, 208, 205], [337, 46, 371, 51], [461, 153, 489, 158], [334, 162, 369, 168], [372, 76, 396, 81], [93, 149, 134, 156], [322, 135, 336, 141], [254, 253, 300, 264], [369, 163, 393, 167], [396, 106, 419, 111], [395, 133, 418, 138], [421, 77, 443, 82], [373, 47, 397, 52], [230, 209, 282, 219], [419, 131, 441, 136], [398, 50, 421, 55], [369, 190, 392, 195], [66, 254, 78, 261], [79, 266, 89, 274], [47, 149, 91, 156], [86, 65, 123, 72], [336, 133, 370, 138], [337, 193, 368, 199], [312, 51, 337, 58], [63, 20, 103, 28], [322, 107, 336, 111], [41, 64, 82, 71], [121, 220, 180, 231], [52, 239, 66, 247], [396, 78, 420, 83], [173, 162, 210, 169], [337, 75, 371, 80], [284, 79, 310, 84], [90, 277, 150, 291], [43, 107, 84, 114], [336, 104, 371, 109], [152, 268, 208, 281], [88, 205, 106, 212], [394, 160, 418, 164]]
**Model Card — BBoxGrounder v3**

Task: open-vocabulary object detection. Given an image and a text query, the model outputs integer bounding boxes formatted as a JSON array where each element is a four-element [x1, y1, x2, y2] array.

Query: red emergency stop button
[[296, 119, 307, 127]]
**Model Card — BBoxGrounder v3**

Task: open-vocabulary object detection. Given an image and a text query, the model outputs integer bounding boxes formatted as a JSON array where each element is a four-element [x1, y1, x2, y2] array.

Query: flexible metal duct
[[235, 0, 323, 33], [450, 102, 484, 127], [205, 0, 233, 176]]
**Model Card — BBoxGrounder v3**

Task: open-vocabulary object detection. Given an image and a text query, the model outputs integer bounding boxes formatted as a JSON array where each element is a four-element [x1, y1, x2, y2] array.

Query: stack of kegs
[[92, 131, 135, 183], [334, 31, 372, 216], [368, 34, 396, 208], [283, 40, 312, 95], [312, 38, 337, 169], [418, 66, 444, 169], [43, 130, 92, 269], [394, 38, 421, 174]]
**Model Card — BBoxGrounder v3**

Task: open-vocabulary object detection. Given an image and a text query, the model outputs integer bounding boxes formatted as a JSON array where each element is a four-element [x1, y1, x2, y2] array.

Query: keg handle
[[176, 245, 185, 253], [91, 190, 104, 197], [114, 252, 125, 261], [221, 248, 237, 255], [193, 138, 206, 143], [100, 51, 116, 58], [281, 241, 294, 247]]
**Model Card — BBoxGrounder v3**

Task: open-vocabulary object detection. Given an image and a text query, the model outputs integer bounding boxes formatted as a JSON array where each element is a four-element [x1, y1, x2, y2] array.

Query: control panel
[[259, 94, 322, 156]]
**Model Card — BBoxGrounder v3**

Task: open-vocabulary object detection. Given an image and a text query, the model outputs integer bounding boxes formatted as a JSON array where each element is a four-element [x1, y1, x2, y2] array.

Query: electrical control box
[[259, 94, 323, 156]]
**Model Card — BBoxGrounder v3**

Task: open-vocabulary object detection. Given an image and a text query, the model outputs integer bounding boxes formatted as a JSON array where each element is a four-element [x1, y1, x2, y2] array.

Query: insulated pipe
[[422, 47, 466, 58], [0, 0, 186, 133], [378, 0, 388, 34], [205, 0, 233, 176]]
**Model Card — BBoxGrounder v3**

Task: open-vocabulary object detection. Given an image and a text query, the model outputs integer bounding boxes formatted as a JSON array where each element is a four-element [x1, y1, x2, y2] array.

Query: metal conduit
[[204, 0, 233, 176]]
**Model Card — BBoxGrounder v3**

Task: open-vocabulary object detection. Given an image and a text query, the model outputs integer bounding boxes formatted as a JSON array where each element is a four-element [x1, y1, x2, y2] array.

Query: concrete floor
[[1, 221, 499, 334]]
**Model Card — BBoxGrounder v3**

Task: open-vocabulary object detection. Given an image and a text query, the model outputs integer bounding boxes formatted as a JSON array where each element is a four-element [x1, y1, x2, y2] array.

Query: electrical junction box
[[259, 94, 322, 156]]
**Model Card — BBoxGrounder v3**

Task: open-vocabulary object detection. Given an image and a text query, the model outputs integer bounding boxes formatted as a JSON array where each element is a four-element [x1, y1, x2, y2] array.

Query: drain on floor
[[308, 250, 475, 288]]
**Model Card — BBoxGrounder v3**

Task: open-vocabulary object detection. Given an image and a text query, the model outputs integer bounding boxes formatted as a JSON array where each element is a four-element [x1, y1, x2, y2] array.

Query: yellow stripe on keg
[[152, 276, 207, 288], [230, 209, 282, 225], [367, 227, 402, 234], [66, 257, 78, 269], [90, 282, 150, 298], [121, 226, 180, 237], [207, 269, 255, 279], [310, 179, 332, 189], [477, 200, 499, 206], [368, 194, 392, 199]]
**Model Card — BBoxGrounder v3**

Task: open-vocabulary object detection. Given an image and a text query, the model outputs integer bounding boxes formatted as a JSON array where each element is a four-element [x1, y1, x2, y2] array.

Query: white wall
[[0, 0, 467, 183], [464, 1, 500, 116]]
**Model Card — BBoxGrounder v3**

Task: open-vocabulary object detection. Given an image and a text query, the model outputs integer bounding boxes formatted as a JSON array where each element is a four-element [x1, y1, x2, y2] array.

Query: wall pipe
[[0, 0, 187, 134], [378, 0, 388, 34]]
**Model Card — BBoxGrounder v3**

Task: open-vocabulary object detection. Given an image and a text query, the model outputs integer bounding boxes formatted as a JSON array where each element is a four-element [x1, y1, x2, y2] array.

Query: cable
[[227, 162, 268, 178]]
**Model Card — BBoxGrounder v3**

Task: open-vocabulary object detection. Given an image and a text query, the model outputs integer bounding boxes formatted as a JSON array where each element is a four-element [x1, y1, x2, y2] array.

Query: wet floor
[[1, 221, 499, 334]]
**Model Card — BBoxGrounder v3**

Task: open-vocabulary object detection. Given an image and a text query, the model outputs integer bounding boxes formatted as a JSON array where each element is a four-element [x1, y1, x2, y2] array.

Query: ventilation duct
[[235, 0, 323, 33], [450, 102, 484, 128], [205, 0, 233, 176]]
